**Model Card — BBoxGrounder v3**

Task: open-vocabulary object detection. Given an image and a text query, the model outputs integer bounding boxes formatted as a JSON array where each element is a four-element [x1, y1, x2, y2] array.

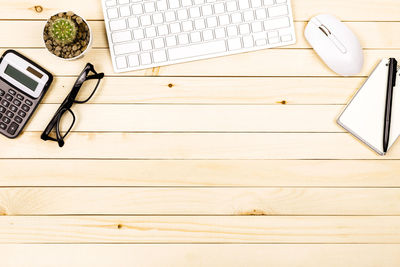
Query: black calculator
[[0, 50, 53, 138]]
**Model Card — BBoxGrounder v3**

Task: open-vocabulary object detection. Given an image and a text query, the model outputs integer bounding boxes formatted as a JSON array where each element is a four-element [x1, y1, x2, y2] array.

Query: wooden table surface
[[2, 0, 400, 266]]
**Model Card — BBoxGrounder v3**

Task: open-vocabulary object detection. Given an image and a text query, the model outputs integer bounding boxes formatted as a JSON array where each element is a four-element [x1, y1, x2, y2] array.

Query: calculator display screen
[[4, 64, 38, 91]]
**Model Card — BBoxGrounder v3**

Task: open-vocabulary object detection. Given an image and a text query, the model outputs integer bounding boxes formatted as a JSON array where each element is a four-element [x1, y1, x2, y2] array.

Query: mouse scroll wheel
[[318, 25, 331, 37]]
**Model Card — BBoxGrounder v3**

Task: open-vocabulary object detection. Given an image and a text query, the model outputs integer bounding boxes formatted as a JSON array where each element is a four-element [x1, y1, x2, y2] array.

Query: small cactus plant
[[44, 11, 91, 59], [50, 18, 77, 45]]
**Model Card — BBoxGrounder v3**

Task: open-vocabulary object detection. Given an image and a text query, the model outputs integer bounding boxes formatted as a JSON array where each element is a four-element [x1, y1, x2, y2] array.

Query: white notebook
[[337, 58, 400, 155]]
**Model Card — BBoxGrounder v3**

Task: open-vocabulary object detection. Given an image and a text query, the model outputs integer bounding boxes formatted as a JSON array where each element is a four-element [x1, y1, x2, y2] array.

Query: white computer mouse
[[304, 14, 364, 76]]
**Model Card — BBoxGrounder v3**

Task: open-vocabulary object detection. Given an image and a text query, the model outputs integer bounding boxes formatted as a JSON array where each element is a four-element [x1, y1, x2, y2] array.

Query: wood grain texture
[[2, 159, 400, 187], [1, 188, 400, 215], [29, 104, 344, 132], [1, 216, 400, 243], [3, 21, 400, 49], [2, 244, 400, 267], [2, 132, 400, 159], [1, 0, 399, 21], [1, 48, 399, 77], [42, 77, 363, 105]]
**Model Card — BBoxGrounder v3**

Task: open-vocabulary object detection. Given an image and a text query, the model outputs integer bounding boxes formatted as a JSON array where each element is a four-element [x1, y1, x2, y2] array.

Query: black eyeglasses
[[41, 63, 104, 147]]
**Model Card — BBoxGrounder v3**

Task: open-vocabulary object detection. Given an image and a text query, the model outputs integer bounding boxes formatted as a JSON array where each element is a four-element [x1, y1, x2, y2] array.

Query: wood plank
[[29, 104, 343, 132], [1, 48, 397, 76], [3, 21, 400, 49], [1, 188, 400, 215], [1, 216, 400, 243], [2, 244, 400, 267], [2, 132, 400, 159], [43, 77, 363, 105], [1, 159, 400, 187], [1, 0, 399, 21]]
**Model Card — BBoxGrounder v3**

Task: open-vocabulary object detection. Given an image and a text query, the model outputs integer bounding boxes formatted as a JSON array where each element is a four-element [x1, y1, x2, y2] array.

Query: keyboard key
[[228, 38, 242, 50], [189, 7, 201, 17], [239, 0, 249, 8], [107, 8, 119, 19], [255, 39, 267, 46], [156, 0, 168, 10], [178, 33, 189, 44], [170, 23, 181, 33], [106, 0, 117, 7], [152, 13, 164, 24], [128, 54, 140, 66], [251, 0, 262, 8], [153, 50, 167, 63], [182, 21, 194, 31], [166, 36, 177, 46], [281, 34, 293, 42], [243, 35, 254, 47], [168, 40, 226, 60], [133, 29, 145, 39], [214, 3, 225, 13], [110, 19, 127, 31], [268, 5, 288, 17], [194, 19, 206, 30], [239, 24, 250, 34], [243, 11, 254, 21], [202, 29, 214, 41], [112, 30, 132, 43], [131, 4, 143, 14], [231, 12, 242, 23], [115, 56, 128, 69], [215, 28, 226, 38], [255, 8, 267, 19], [140, 15, 152, 26], [226, 1, 238, 11], [140, 53, 152, 65], [158, 25, 169, 35], [181, 0, 192, 6], [154, 38, 165, 48], [269, 36, 280, 44], [128, 17, 139, 28], [141, 40, 153, 50], [165, 11, 176, 22], [177, 9, 188, 20], [145, 27, 157, 38], [118, 0, 129, 4], [206, 17, 218, 27], [190, 32, 201, 42], [144, 2, 156, 12], [114, 42, 140, 55], [219, 15, 230, 26], [251, 21, 263, 32], [227, 26, 238, 37], [202, 5, 213, 16], [169, 0, 180, 8], [264, 17, 290, 30], [119, 5, 131, 16]]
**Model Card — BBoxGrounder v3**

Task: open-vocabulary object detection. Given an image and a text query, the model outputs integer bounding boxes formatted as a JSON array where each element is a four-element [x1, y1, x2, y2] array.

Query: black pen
[[383, 58, 397, 154]]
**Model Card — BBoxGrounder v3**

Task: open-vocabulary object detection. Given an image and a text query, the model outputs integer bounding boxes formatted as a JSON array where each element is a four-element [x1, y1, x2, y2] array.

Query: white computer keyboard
[[101, 0, 296, 73]]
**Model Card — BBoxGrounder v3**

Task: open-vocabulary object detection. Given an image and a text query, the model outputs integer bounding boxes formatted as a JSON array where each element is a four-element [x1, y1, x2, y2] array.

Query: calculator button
[[7, 122, 18, 135], [2, 117, 10, 124], [0, 89, 4, 96], [25, 99, 33, 106], [18, 110, 26, 118], [0, 106, 5, 113], [14, 116, 22, 123], [5, 94, 13, 101], [1, 100, 9, 107], [16, 94, 24, 101], [13, 99, 21, 106], [0, 122, 6, 130], [8, 89, 16, 95], [21, 104, 30, 112], [6, 111, 14, 118], [10, 105, 17, 112]]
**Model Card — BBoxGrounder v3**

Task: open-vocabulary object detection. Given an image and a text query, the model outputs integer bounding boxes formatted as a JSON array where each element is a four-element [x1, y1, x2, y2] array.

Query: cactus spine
[[50, 18, 77, 45]]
